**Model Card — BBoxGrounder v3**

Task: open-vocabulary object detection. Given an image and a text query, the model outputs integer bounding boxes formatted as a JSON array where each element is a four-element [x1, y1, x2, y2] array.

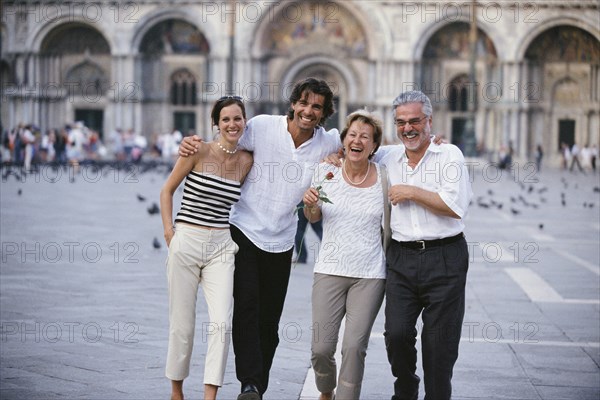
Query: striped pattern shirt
[[175, 171, 241, 228]]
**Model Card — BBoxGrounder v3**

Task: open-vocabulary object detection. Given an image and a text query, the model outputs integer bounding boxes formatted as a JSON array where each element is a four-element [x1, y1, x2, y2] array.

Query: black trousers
[[230, 224, 293, 394], [384, 236, 469, 400]]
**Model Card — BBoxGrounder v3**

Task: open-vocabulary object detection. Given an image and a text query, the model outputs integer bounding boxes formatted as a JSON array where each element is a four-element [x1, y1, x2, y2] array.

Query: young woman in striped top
[[160, 96, 253, 400]]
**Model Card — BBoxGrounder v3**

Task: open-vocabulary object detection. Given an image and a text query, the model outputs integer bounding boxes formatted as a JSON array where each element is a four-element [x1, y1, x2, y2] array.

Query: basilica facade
[[1, 0, 599, 164]]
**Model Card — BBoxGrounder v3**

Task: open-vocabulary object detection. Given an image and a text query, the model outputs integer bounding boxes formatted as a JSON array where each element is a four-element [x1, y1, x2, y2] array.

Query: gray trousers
[[311, 273, 385, 399]]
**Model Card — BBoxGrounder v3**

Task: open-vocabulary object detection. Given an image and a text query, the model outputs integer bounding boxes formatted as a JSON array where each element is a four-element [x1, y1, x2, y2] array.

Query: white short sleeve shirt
[[380, 143, 473, 241], [230, 115, 341, 252]]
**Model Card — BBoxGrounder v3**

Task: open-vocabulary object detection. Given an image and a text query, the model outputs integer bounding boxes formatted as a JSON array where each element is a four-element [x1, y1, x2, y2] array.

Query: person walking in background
[[535, 144, 543, 172], [66, 122, 86, 171], [293, 201, 323, 264], [108, 128, 124, 160], [20, 124, 36, 173], [569, 142, 584, 173], [302, 110, 387, 400], [498, 143, 512, 170], [380, 91, 472, 400], [178, 78, 341, 400], [580, 144, 592, 171], [160, 96, 253, 400], [591, 144, 598, 172], [161, 129, 183, 162], [54, 127, 68, 163]]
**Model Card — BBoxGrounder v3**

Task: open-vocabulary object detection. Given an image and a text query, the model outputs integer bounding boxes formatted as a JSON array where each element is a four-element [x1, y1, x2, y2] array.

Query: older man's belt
[[398, 233, 464, 251]]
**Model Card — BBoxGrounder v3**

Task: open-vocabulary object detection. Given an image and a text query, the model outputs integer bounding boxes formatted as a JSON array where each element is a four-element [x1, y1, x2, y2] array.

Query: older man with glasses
[[379, 90, 473, 400]]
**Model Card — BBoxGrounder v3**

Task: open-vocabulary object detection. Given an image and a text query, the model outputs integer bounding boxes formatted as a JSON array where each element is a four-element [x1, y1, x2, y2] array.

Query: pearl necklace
[[343, 159, 370, 186], [216, 141, 237, 154]]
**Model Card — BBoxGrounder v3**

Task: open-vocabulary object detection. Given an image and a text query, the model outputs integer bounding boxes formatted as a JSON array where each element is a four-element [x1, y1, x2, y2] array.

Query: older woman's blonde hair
[[340, 109, 384, 159]]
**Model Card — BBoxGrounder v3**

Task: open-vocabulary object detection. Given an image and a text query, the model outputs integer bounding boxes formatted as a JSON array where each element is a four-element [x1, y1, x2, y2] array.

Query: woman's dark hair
[[340, 109, 383, 159], [286, 78, 335, 126], [211, 96, 246, 127]]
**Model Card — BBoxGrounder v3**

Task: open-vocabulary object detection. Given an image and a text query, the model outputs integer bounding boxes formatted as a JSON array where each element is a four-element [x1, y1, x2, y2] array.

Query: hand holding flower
[[303, 187, 320, 213], [294, 171, 335, 215]]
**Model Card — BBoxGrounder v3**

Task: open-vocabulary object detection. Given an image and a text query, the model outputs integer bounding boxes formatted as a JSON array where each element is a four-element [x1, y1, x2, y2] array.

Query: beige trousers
[[165, 224, 238, 386], [311, 273, 385, 400]]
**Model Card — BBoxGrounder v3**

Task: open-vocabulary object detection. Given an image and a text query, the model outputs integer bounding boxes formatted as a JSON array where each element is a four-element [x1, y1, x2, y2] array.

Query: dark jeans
[[230, 224, 293, 394], [384, 236, 469, 400], [294, 203, 323, 263]]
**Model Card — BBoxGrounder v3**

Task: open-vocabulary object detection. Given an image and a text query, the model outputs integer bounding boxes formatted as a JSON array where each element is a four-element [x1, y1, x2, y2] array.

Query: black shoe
[[237, 383, 261, 400]]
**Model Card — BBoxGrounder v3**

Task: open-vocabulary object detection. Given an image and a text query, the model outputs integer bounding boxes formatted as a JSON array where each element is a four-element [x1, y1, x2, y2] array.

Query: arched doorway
[[420, 22, 499, 152], [170, 68, 198, 135], [40, 23, 111, 137], [447, 74, 470, 149], [253, 1, 368, 130], [137, 19, 210, 137], [524, 25, 600, 160]]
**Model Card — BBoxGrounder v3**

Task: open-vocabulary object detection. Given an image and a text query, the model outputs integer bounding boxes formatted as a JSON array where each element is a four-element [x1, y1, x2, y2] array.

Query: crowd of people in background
[[560, 142, 598, 173], [0, 122, 190, 171], [2, 121, 598, 176], [492, 140, 597, 174]]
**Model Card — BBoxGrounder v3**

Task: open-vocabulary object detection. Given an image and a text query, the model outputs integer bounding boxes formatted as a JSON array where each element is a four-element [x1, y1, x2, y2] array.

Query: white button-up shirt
[[379, 143, 473, 241], [230, 114, 341, 252]]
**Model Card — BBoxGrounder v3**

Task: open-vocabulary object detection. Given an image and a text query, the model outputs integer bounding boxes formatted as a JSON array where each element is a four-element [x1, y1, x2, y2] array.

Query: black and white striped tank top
[[175, 171, 241, 228]]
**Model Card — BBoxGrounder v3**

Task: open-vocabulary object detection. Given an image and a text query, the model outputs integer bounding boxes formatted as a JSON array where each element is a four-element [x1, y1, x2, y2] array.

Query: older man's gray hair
[[392, 91, 433, 117]]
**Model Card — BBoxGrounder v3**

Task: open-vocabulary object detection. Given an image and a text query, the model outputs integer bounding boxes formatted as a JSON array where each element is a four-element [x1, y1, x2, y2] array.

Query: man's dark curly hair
[[287, 78, 335, 127]]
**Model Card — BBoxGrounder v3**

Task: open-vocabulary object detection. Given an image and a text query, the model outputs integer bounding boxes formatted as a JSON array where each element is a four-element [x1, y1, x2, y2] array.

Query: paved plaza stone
[[1, 160, 599, 400]]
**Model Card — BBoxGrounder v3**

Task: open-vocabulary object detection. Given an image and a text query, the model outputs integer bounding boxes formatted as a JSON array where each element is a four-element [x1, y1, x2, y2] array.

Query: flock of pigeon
[[472, 173, 599, 232], [3, 161, 599, 250]]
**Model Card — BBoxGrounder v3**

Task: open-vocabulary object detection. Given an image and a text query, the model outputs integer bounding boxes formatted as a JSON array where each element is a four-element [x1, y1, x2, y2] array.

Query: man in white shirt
[[569, 142, 584, 173], [20, 125, 36, 173], [379, 91, 473, 400], [178, 78, 340, 399]]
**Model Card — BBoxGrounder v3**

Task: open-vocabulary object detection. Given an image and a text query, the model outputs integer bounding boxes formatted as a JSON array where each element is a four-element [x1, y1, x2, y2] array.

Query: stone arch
[[35, 23, 113, 95], [281, 56, 357, 101], [448, 74, 470, 112], [250, 1, 372, 60], [517, 18, 600, 61], [417, 21, 500, 156], [524, 25, 600, 64], [131, 10, 212, 56], [420, 22, 498, 63], [170, 68, 198, 106], [418, 21, 499, 109], [28, 19, 113, 55], [40, 23, 110, 55], [138, 19, 209, 56], [64, 60, 108, 96], [414, 19, 500, 62], [522, 24, 600, 162]]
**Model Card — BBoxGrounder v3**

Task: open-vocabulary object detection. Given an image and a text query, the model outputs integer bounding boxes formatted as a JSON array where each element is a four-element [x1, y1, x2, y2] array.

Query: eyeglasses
[[217, 95, 243, 102], [394, 115, 428, 128]]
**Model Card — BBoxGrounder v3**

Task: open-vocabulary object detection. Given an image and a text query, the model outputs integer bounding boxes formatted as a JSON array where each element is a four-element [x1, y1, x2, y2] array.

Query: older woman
[[160, 96, 253, 400], [302, 110, 387, 400]]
